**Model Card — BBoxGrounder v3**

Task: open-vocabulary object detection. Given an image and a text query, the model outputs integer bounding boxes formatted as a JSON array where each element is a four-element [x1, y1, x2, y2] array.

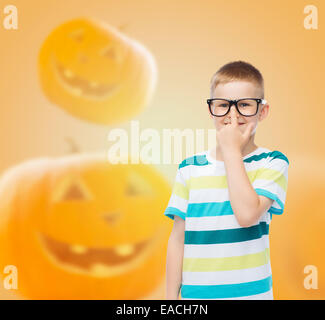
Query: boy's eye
[[240, 103, 249, 107]]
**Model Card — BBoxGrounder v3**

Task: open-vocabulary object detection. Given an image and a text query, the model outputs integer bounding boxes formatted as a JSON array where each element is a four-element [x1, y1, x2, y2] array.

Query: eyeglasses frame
[[206, 98, 267, 117]]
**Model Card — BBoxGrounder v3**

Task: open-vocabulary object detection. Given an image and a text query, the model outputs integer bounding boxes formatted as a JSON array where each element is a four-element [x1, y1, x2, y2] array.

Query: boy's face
[[209, 81, 269, 134]]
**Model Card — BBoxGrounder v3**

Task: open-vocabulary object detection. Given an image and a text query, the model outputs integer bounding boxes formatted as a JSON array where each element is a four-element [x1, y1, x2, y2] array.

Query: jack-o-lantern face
[[38, 18, 157, 125], [0, 154, 172, 299]]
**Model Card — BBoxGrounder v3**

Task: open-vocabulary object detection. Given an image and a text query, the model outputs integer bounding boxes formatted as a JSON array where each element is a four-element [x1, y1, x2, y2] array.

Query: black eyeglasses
[[206, 98, 267, 117]]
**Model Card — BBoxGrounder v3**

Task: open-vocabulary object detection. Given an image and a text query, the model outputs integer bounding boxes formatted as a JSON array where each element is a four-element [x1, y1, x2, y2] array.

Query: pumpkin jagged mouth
[[52, 57, 120, 99], [37, 227, 165, 277]]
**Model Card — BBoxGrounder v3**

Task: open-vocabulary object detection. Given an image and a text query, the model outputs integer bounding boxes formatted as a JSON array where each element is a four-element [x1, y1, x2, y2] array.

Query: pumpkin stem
[[65, 136, 80, 153]]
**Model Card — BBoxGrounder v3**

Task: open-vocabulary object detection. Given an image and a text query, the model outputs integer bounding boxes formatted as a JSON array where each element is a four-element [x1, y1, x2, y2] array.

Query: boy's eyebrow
[[210, 97, 263, 100]]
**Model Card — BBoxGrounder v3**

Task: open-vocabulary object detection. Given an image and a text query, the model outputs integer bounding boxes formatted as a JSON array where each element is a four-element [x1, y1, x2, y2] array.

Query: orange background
[[0, 0, 324, 299]]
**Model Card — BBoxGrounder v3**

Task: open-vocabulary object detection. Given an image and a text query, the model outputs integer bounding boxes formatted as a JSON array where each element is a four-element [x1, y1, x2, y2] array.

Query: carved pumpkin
[[38, 18, 157, 125], [0, 153, 172, 299], [271, 156, 325, 299]]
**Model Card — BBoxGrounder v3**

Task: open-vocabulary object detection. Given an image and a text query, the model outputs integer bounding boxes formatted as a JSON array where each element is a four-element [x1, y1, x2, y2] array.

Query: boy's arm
[[222, 148, 273, 227], [165, 215, 185, 299], [217, 112, 273, 227]]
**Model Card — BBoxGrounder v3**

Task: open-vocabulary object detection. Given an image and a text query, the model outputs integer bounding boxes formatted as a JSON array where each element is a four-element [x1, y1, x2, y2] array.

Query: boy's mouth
[[223, 122, 245, 126]]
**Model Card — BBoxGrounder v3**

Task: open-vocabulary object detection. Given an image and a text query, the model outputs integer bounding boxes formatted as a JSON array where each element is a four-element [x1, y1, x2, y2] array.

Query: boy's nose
[[229, 104, 240, 116]]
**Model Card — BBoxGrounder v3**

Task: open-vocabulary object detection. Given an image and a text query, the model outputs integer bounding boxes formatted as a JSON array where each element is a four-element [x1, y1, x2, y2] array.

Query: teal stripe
[[185, 221, 269, 244], [244, 150, 289, 165], [181, 276, 272, 299], [179, 155, 209, 169], [187, 201, 233, 217], [164, 207, 186, 221], [179, 150, 288, 169], [269, 150, 289, 164], [255, 188, 284, 212]]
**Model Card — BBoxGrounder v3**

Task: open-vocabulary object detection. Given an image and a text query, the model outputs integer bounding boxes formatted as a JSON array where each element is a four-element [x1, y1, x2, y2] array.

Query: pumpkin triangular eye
[[126, 171, 154, 197], [52, 176, 92, 203], [62, 183, 87, 201]]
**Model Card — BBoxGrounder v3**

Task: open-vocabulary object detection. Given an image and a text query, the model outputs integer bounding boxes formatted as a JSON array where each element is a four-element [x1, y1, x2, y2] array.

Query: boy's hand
[[216, 112, 255, 155]]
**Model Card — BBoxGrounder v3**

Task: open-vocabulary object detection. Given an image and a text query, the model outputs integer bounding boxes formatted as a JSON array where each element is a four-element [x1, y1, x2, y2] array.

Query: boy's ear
[[259, 103, 269, 120]]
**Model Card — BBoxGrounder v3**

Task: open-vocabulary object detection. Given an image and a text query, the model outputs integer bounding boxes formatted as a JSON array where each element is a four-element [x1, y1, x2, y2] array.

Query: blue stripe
[[268, 206, 283, 214], [268, 207, 284, 221], [187, 201, 234, 217], [185, 221, 269, 244], [255, 188, 284, 213], [164, 207, 186, 220], [181, 276, 273, 299]]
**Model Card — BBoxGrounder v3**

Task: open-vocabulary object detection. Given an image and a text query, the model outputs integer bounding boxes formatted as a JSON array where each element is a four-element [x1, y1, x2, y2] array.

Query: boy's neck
[[211, 141, 259, 161]]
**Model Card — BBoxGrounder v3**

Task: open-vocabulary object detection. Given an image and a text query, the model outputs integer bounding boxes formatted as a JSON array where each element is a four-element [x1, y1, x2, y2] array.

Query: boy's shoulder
[[177, 147, 289, 170], [258, 147, 289, 165]]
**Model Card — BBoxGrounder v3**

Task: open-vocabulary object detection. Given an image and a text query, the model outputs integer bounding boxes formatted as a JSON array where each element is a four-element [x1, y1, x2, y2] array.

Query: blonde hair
[[209, 60, 264, 99]]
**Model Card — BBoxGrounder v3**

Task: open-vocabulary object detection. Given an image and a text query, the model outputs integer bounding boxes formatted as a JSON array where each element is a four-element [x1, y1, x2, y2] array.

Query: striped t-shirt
[[164, 146, 289, 300]]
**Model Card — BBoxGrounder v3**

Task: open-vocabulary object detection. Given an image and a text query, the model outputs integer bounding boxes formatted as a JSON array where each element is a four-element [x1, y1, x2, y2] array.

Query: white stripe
[[182, 157, 269, 179], [188, 188, 229, 203], [183, 234, 270, 258], [254, 181, 286, 210], [265, 211, 272, 222], [182, 262, 272, 285], [167, 193, 188, 213], [254, 178, 287, 196], [189, 183, 285, 206], [175, 169, 187, 186], [266, 158, 289, 180], [181, 149, 287, 182], [181, 287, 274, 300], [185, 213, 270, 231]]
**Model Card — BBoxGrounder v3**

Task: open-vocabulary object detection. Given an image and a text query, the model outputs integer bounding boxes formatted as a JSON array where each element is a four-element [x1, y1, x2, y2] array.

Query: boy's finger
[[243, 122, 254, 139]]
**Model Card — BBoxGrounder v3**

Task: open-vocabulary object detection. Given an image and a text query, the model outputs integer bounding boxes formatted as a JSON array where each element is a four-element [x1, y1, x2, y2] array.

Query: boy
[[164, 60, 289, 300]]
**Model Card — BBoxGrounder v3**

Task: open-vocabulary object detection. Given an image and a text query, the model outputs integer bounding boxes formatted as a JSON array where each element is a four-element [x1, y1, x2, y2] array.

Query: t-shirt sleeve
[[163, 164, 189, 221], [253, 151, 289, 218]]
